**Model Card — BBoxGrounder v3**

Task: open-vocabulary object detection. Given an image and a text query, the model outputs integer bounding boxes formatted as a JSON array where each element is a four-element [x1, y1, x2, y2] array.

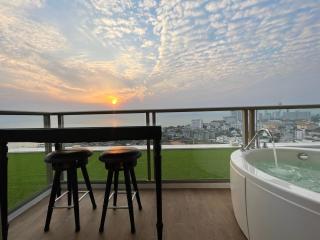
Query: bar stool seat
[[44, 148, 96, 233], [45, 148, 91, 168], [99, 146, 142, 234], [100, 147, 140, 170]]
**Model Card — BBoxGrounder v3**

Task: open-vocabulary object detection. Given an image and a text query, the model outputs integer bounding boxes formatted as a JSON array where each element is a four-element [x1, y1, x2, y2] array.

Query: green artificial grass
[[8, 148, 237, 211], [8, 152, 47, 210], [82, 148, 236, 181], [160, 148, 236, 180]]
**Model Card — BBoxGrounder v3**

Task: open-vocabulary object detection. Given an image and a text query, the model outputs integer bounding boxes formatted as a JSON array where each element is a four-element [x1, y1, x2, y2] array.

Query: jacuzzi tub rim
[[231, 148, 320, 213]]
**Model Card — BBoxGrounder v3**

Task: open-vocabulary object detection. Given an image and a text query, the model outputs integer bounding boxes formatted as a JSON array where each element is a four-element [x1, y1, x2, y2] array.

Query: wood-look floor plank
[[9, 189, 246, 240]]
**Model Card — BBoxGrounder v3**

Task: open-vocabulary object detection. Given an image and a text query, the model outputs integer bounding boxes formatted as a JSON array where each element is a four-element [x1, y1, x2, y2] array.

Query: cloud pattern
[[0, 0, 319, 108]]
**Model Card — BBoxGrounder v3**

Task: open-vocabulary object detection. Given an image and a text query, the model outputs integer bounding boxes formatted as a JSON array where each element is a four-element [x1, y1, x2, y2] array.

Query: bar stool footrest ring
[[107, 190, 137, 209], [53, 190, 89, 209]]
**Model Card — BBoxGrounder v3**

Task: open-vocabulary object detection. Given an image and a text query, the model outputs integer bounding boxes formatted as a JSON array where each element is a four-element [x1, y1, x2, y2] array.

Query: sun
[[111, 97, 118, 105], [106, 95, 120, 107], [107, 96, 118, 105]]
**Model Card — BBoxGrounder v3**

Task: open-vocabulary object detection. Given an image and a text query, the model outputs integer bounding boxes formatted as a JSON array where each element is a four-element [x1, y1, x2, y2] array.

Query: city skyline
[[162, 109, 320, 145], [0, 0, 319, 111]]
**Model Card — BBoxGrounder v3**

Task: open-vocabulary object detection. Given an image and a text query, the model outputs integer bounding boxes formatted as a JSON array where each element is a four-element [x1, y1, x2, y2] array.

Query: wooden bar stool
[[99, 147, 142, 234], [44, 148, 97, 232]]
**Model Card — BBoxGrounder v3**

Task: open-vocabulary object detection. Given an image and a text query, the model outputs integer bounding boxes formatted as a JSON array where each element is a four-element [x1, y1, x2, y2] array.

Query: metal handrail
[[1, 103, 320, 116], [44, 103, 320, 115], [0, 110, 47, 115]]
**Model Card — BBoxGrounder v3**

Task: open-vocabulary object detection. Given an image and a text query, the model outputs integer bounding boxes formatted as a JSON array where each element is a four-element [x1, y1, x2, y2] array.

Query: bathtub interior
[[244, 148, 320, 169], [243, 148, 320, 193]]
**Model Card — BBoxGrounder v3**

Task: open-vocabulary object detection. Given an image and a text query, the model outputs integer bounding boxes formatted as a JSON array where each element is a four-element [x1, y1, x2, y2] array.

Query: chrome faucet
[[241, 128, 274, 151]]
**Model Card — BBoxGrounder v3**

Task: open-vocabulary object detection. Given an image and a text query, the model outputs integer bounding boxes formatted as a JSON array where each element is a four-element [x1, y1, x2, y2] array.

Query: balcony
[[2, 104, 320, 239]]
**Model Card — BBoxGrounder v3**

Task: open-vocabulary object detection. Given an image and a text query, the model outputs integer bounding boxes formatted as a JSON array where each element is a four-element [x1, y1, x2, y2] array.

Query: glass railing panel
[[0, 115, 49, 211], [0, 115, 43, 128], [256, 108, 320, 146], [156, 111, 242, 180], [64, 114, 145, 127], [150, 148, 237, 180], [64, 113, 149, 181], [8, 150, 48, 211], [50, 115, 58, 128]]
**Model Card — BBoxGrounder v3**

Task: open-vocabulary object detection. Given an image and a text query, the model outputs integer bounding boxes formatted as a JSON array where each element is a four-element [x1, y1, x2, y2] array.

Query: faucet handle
[[240, 144, 245, 151]]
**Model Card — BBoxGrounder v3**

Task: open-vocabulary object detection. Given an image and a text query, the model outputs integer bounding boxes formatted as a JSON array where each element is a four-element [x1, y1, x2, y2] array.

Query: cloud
[[0, 5, 67, 57], [4, 0, 45, 9], [148, 0, 319, 95], [0, 0, 319, 109], [139, 0, 157, 10], [0, 53, 82, 97], [205, 0, 230, 13], [141, 40, 155, 48]]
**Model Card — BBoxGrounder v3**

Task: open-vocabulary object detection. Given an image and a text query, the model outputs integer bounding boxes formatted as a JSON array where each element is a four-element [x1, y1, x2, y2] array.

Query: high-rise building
[[223, 116, 237, 124], [231, 111, 242, 122], [191, 119, 203, 129], [295, 129, 305, 141], [282, 111, 311, 121]]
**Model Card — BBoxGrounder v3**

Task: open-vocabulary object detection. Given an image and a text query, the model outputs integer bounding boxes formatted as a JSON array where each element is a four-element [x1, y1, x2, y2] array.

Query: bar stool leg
[[113, 170, 119, 208], [80, 165, 97, 209], [67, 169, 72, 208], [70, 167, 80, 232], [124, 166, 135, 234], [99, 169, 114, 233], [56, 179, 61, 198], [44, 170, 61, 232], [129, 168, 142, 210]]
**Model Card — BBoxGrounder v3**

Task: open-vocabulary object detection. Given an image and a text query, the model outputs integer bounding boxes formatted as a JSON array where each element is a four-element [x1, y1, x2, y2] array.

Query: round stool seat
[[99, 147, 141, 170], [45, 148, 92, 169]]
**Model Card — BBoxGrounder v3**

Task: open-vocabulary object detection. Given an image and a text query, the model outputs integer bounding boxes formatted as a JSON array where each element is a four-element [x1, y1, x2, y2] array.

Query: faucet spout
[[242, 128, 274, 151]]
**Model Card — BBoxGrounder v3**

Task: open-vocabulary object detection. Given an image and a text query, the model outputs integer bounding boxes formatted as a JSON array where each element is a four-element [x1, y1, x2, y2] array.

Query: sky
[[0, 0, 319, 111]]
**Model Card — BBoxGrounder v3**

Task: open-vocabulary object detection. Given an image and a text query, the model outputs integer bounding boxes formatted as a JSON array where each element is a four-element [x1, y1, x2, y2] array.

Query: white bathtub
[[230, 147, 320, 240]]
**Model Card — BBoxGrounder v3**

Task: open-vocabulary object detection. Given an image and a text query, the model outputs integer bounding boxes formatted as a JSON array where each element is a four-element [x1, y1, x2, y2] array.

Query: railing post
[[146, 112, 152, 181], [152, 112, 156, 126], [57, 114, 64, 148], [57, 114, 66, 183], [58, 114, 64, 128], [151, 112, 157, 181], [242, 110, 249, 145], [248, 109, 256, 142], [43, 114, 53, 184]]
